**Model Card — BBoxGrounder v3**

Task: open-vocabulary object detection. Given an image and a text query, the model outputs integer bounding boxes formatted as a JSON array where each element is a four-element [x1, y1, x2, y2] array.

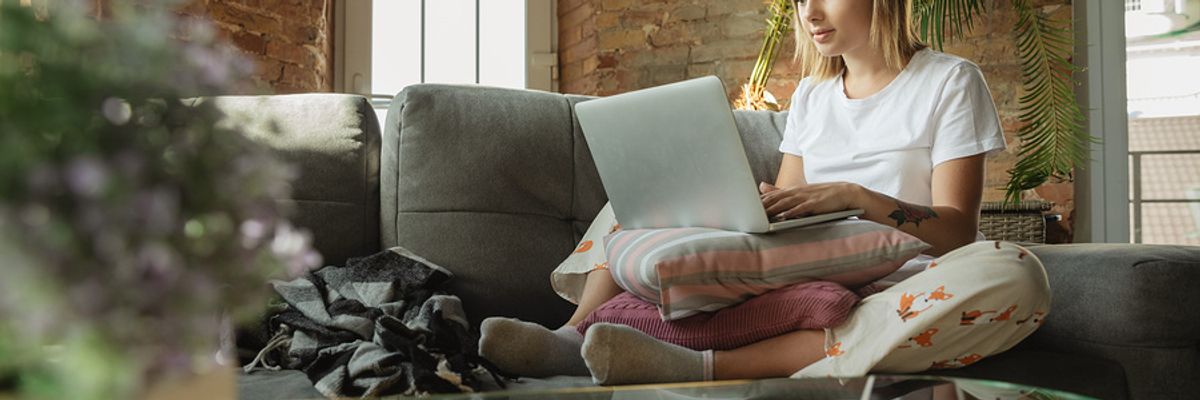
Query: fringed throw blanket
[[244, 247, 504, 397]]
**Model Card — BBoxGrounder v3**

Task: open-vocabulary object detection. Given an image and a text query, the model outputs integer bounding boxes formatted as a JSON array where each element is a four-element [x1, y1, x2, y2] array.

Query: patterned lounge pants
[[793, 240, 1052, 377]]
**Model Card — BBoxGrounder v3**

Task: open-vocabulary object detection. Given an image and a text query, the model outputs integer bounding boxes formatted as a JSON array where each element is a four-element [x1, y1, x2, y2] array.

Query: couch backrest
[[383, 84, 788, 326], [204, 94, 382, 268]]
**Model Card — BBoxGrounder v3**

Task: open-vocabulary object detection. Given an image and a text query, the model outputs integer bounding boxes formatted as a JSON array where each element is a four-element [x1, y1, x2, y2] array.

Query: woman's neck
[[840, 49, 907, 100]]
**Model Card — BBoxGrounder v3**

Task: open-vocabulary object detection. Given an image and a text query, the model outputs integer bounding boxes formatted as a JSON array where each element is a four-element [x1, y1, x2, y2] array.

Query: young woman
[[479, 0, 1051, 385]]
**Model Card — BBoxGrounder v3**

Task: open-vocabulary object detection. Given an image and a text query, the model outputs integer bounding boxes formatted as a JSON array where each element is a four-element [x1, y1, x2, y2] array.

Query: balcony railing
[[1129, 149, 1200, 243]]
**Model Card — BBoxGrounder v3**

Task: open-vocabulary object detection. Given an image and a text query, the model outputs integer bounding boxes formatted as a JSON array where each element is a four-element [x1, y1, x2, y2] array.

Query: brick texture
[[180, 0, 333, 94], [557, 0, 1076, 242]]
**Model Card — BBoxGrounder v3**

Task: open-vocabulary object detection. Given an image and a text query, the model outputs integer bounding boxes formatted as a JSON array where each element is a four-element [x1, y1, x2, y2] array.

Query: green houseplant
[[735, 0, 1092, 204], [0, 0, 319, 398], [733, 0, 796, 112]]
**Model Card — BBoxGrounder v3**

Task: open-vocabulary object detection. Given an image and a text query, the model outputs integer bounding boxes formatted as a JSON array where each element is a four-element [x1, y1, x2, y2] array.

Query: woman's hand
[[759, 181, 864, 220]]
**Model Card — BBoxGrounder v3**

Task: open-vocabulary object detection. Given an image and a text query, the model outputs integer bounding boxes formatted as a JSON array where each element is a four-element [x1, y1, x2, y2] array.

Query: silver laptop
[[574, 75, 864, 233]]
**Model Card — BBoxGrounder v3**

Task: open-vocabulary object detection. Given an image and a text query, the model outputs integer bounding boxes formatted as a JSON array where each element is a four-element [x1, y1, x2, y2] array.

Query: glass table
[[414, 375, 1095, 400]]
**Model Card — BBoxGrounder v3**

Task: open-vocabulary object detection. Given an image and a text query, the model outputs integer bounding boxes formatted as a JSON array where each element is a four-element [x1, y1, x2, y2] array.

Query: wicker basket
[[979, 200, 1054, 244]]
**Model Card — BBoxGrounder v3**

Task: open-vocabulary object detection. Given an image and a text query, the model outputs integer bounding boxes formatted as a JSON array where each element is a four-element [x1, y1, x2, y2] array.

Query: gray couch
[[229, 88, 1200, 400]]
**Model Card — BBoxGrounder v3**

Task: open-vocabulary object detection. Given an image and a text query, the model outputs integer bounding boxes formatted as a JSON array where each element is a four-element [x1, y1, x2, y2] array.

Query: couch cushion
[[201, 94, 381, 267], [1027, 244, 1200, 345], [384, 85, 581, 326]]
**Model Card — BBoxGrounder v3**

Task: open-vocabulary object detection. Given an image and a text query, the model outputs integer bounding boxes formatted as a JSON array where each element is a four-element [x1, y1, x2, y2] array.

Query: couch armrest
[[200, 94, 382, 267], [1028, 244, 1200, 346], [1026, 243, 1200, 399]]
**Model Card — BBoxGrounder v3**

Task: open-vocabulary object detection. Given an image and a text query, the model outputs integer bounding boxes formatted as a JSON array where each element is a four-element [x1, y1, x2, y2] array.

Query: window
[[1125, 2, 1200, 245], [335, 0, 557, 126], [1079, 0, 1200, 244]]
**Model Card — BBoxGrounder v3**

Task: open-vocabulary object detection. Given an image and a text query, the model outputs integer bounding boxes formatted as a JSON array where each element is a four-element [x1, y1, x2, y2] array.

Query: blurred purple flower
[[67, 277, 108, 315], [102, 97, 132, 125], [0, 1, 320, 391], [113, 151, 146, 181], [185, 44, 232, 87], [138, 242, 181, 287], [298, 250, 323, 275], [239, 218, 267, 249], [271, 222, 321, 276], [65, 156, 110, 198], [180, 17, 216, 43], [135, 187, 180, 235]]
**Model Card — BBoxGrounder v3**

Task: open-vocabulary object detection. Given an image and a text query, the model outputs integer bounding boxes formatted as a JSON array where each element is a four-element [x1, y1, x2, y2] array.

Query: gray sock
[[581, 323, 714, 385], [478, 317, 589, 377]]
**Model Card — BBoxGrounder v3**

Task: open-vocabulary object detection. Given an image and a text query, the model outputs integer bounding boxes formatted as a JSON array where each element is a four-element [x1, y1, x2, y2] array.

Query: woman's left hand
[[759, 181, 864, 220]]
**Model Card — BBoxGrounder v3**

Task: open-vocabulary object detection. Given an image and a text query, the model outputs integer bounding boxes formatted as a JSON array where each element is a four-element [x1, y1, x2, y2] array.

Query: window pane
[[1127, 55, 1200, 118], [374, 108, 388, 136], [1136, 153, 1200, 200], [479, 0, 526, 88], [425, 0, 478, 85], [372, 0, 422, 97], [1137, 203, 1200, 245]]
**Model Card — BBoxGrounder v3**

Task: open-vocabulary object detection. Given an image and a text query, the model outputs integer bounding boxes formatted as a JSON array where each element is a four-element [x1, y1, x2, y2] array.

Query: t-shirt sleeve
[[777, 84, 807, 156], [929, 64, 1007, 167]]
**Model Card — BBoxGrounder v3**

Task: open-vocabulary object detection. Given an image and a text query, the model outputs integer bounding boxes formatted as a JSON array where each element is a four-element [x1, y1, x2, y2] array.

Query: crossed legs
[[477, 269, 625, 377], [479, 268, 826, 382]]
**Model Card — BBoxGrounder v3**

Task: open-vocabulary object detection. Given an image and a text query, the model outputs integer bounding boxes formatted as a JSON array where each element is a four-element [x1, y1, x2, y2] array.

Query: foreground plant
[[0, 1, 319, 398]]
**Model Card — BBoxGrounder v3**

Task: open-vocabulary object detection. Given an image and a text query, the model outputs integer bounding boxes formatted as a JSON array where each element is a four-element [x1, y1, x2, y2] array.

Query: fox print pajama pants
[[793, 240, 1052, 377]]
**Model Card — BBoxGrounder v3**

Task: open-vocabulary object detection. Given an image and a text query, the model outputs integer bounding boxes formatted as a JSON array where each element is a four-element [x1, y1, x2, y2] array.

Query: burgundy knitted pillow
[[576, 281, 859, 351]]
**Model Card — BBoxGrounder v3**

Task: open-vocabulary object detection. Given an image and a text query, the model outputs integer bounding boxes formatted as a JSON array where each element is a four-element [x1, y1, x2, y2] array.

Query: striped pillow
[[604, 219, 930, 321]]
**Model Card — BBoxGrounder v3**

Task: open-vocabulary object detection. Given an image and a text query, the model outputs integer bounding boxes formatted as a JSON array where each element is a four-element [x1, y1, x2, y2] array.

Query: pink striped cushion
[[576, 281, 858, 350], [604, 219, 929, 320]]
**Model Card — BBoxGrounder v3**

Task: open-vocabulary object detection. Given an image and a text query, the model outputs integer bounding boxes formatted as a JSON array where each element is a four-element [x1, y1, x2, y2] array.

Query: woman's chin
[[813, 44, 842, 58]]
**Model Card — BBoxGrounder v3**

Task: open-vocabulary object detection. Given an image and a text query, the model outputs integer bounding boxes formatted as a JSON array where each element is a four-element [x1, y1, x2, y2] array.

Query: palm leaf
[[913, 0, 988, 50], [915, 0, 1095, 205], [1005, 0, 1095, 204]]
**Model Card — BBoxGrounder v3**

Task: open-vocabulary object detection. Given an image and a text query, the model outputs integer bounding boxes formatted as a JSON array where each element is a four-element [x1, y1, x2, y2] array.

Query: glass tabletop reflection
[[408, 374, 1094, 400]]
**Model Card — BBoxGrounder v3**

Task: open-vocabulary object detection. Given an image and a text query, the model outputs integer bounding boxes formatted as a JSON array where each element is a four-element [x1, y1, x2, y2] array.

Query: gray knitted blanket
[[244, 247, 505, 398]]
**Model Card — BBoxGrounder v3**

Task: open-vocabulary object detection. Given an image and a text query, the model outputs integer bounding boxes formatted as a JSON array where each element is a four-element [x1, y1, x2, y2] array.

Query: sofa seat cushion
[[930, 348, 1129, 400]]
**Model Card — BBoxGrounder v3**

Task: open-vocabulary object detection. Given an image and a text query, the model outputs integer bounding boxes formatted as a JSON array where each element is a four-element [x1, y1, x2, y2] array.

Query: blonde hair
[[791, 0, 926, 81]]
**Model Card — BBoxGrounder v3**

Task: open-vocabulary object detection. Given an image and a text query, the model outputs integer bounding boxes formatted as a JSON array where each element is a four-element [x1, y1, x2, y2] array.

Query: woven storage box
[[979, 200, 1054, 244]]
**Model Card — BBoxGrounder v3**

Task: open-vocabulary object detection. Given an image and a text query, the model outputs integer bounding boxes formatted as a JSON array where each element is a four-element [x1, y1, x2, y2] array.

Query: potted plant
[[0, 1, 319, 398]]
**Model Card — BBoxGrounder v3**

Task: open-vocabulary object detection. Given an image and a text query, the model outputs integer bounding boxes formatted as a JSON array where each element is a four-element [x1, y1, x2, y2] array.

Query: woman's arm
[[761, 154, 985, 257], [773, 153, 808, 187]]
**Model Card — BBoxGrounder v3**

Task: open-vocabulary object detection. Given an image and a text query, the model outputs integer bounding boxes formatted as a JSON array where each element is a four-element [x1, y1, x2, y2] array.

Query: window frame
[[333, 0, 557, 98], [1074, 0, 1132, 243]]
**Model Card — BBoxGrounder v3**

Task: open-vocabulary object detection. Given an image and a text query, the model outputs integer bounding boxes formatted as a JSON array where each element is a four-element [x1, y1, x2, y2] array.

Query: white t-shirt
[[777, 48, 1006, 284]]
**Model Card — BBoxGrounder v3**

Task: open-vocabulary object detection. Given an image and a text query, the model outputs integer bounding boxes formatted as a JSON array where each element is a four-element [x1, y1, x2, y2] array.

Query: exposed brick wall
[[179, 0, 333, 94], [558, 0, 784, 99], [558, 0, 1076, 242]]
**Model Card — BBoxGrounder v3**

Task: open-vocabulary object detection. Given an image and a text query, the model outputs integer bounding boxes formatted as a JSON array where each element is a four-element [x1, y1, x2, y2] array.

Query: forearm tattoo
[[888, 200, 939, 227]]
